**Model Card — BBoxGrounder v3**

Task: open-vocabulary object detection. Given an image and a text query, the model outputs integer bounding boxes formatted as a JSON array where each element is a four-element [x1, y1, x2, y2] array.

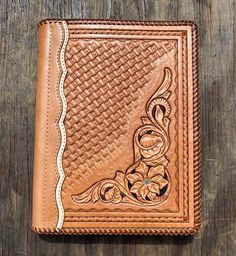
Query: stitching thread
[[191, 24, 201, 230], [38, 19, 197, 27], [52, 22, 64, 227], [42, 24, 52, 227], [60, 39, 183, 222], [61, 26, 199, 227], [32, 226, 198, 235], [55, 21, 69, 230], [64, 216, 184, 222], [182, 32, 189, 220]]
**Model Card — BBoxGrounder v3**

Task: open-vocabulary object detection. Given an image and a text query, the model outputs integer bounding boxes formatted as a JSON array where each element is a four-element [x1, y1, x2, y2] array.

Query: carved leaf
[[155, 105, 164, 124], [112, 189, 123, 204], [104, 187, 115, 201], [130, 181, 143, 194], [161, 91, 171, 99], [135, 162, 149, 176], [126, 173, 143, 184], [72, 192, 91, 203], [147, 191, 157, 201], [147, 68, 172, 107], [91, 185, 100, 202], [152, 176, 168, 189], [148, 183, 160, 195], [140, 185, 149, 200], [113, 195, 122, 204], [114, 171, 125, 186], [153, 68, 172, 97], [143, 156, 169, 167], [148, 165, 165, 178], [141, 117, 152, 125]]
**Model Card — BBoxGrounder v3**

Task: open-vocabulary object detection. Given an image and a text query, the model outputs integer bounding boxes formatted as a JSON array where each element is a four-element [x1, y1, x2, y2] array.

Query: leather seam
[[42, 24, 52, 227]]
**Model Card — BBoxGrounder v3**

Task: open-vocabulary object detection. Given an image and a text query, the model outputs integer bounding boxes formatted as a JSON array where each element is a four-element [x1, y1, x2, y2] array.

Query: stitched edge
[[63, 40, 182, 221], [55, 21, 69, 230], [64, 21, 200, 234], [53, 22, 64, 227], [59, 24, 195, 224], [32, 226, 197, 235], [191, 23, 201, 231], [63, 216, 184, 222], [182, 30, 189, 220], [42, 24, 52, 227], [63, 21, 201, 232], [38, 19, 197, 27], [173, 40, 179, 211]]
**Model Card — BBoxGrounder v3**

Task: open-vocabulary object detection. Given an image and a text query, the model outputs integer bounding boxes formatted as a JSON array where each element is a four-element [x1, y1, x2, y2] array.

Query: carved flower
[[127, 162, 168, 200], [135, 126, 168, 160]]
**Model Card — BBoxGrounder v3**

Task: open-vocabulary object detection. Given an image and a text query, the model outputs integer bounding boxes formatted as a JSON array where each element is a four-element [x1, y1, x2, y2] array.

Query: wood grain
[[0, 0, 235, 255]]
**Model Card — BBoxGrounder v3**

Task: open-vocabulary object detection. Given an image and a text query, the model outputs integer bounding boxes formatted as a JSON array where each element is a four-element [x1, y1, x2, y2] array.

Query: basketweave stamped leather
[[32, 19, 201, 235]]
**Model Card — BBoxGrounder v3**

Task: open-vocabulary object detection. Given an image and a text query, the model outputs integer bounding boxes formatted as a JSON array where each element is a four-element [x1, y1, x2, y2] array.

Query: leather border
[[32, 226, 198, 235], [191, 22, 201, 231], [63, 34, 182, 218]]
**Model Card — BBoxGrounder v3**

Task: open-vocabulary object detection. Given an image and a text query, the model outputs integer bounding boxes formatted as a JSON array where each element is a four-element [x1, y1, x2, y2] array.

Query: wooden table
[[1, 1, 235, 255]]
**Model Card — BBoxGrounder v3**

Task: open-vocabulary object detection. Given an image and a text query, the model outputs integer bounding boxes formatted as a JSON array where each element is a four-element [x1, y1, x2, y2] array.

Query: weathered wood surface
[[0, 0, 235, 255]]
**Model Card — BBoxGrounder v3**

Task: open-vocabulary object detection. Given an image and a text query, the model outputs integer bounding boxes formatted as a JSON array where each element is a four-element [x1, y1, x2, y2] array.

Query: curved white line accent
[[56, 21, 69, 230]]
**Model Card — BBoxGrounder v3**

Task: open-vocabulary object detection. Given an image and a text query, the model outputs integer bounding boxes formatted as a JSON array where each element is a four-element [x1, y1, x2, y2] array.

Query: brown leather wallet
[[32, 19, 201, 235]]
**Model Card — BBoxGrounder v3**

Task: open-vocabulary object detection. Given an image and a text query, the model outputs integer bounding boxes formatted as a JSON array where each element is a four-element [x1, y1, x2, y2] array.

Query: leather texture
[[32, 19, 201, 235]]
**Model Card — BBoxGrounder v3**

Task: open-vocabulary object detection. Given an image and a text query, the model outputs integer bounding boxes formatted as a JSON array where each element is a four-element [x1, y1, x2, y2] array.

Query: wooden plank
[[0, 0, 235, 255]]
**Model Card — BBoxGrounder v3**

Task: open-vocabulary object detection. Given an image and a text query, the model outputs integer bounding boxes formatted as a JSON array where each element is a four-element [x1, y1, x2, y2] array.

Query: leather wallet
[[32, 19, 201, 235]]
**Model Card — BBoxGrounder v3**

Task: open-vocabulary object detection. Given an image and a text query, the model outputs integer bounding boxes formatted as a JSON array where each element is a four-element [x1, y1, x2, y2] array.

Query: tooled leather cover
[[32, 19, 201, 235]]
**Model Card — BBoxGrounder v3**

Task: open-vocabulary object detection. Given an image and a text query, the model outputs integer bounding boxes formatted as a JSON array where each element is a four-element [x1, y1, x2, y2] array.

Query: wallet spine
[[32, 23, 51, 229], [32, 21, 64, 230]]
